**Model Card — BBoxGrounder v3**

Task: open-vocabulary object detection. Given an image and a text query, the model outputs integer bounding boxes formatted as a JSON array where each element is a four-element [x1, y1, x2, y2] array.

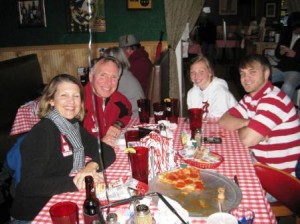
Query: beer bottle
[[83, 175, 100, 224]]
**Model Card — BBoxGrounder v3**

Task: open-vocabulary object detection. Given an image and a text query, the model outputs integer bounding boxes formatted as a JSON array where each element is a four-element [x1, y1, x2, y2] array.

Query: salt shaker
[[134, 204, 154, 224], [194, 128, 202, 150]]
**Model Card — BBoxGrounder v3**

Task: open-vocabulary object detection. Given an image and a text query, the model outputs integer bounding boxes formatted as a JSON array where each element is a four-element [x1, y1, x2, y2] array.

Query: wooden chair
[[254, 163, 300, 224]]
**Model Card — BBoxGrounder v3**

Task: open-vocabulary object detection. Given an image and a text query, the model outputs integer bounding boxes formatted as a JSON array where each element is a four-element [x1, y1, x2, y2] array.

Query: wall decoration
[[127, 0, 152, 9], [219, 0, 237, 15], [67, 0, 106, 33], [265, 2, 277, 18], [17, 0, 47, 27]]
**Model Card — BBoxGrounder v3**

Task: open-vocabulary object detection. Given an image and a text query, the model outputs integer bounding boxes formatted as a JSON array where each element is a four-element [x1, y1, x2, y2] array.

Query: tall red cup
[[153, 102, 166, 123], [165, 98, 179, 123], [137, 99, 150, 123], [49, 201, 79, 224], [188, 108, 203, 139], [128, 146, 149, 184]]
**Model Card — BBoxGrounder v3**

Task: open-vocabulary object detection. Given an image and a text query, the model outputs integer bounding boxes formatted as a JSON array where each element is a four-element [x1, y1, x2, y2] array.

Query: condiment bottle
[[106, 212, 119, 224], [194, 128, 202, 150], [134, 204, 153, 224], [83, 175, 101, 224]]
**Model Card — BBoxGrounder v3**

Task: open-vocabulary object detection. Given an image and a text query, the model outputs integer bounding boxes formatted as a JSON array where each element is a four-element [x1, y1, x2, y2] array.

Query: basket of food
[[177, 147, 224, 169]]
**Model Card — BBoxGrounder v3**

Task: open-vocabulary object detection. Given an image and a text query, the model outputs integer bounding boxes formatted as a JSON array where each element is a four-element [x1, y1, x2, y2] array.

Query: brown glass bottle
[[83, 175, 100, 224]]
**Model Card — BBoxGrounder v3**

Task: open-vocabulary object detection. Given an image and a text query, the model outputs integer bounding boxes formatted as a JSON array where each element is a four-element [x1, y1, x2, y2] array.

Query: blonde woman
[[10, 74, 115, 222], [187, 55, 237, 118]]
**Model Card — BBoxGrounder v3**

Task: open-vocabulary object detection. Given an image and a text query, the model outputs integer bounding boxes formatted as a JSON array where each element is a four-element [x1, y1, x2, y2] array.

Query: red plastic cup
[[153, 102, 166, 123], [128, 146, 149, 184], [137, 99, 150, 123], [49, 201, 79, 224], [165, 98, 179, 124], [125, 128, 140, 148], [188, 108, 203, 139]]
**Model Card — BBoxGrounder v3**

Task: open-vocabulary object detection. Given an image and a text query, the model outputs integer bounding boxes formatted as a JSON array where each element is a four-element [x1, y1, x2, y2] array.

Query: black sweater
[[275, 27, 300, 72], [10, 118, 116, 220]]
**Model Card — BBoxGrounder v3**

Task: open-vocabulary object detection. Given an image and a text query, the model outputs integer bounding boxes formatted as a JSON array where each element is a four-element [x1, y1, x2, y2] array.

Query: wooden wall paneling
[[0, 41, 168, 84]]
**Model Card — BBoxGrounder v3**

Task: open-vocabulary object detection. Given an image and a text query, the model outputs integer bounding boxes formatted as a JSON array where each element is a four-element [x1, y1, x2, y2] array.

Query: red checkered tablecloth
[[10, 99, 40, 136], [33, 117, 277, 224]]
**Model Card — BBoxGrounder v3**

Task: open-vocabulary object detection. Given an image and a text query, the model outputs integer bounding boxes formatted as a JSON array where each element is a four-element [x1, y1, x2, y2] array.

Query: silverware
[[234, 175, 240, 187], [150, 146, 155, 179]]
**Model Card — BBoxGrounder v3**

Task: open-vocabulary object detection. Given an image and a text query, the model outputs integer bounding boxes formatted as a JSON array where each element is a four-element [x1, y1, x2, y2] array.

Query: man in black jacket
[[272, 11, 300, 99]]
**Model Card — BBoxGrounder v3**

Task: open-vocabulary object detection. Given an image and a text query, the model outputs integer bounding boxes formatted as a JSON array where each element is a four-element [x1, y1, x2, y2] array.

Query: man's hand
[[280, 45, 296, 57], [102, 125, 121, 147]]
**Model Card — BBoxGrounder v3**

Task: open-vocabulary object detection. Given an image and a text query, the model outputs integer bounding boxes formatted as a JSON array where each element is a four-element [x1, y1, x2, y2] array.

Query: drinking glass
[[128, 146, 149, 184], [188, 108, 203, 139], [137, 99, 150, 124], [165, 98, 179, 124], [153, 102, 166, 124], [124, 128, 140, 148], [49, 201, 79, 224]]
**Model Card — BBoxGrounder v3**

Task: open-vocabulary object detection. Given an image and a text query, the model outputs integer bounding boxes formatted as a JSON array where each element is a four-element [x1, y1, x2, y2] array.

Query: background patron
[[119, 34, 153, 95], [272, 11, 300, 99], [103, 47, 145, 117]]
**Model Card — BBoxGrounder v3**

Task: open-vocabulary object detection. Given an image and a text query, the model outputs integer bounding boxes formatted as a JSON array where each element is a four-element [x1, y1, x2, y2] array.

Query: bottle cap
[[136, 204, 150, 216], [106, 213, 118, 223]]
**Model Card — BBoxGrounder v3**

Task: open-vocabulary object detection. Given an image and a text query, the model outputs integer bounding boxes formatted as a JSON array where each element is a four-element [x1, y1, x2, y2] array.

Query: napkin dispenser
[[140, 131, 176, 181]]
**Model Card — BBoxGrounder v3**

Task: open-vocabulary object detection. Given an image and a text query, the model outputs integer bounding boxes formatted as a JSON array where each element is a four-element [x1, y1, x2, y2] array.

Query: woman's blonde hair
[[189, 55, 215, 78], [38, 74, 85, 121]]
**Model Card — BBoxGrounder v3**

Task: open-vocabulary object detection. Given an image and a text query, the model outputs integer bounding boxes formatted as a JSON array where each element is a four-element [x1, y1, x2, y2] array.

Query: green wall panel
[[0, 0, 166, 47]]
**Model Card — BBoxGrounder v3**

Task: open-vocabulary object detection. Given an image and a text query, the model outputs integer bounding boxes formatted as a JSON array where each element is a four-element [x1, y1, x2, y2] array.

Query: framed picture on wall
[[265, 2, 277, 18], [17, 0, 46, 27], [127, 0, 152, 9], [66, 0, 106, 33], [219, 0, 237, 15]]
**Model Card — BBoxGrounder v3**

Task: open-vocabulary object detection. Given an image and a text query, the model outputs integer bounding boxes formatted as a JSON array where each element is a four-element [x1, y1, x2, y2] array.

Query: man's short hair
[[239, 54, 271, 72]]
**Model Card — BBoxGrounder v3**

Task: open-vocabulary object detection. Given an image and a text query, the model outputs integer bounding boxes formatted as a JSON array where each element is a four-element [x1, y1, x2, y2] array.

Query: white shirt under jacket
[[187, 77, 237, 118]]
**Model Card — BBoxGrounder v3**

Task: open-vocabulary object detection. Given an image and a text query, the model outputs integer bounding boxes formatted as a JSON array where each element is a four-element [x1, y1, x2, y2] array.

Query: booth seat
[[0, 54, 44, 163]]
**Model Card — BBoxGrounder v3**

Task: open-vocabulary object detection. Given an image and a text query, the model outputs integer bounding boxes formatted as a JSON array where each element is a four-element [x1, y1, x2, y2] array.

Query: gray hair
[[103, 47, 130, 69], [90, 55, 123, 78]]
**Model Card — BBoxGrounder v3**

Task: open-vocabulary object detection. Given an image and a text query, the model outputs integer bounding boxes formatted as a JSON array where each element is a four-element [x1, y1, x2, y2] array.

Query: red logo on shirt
[[60, 134, 73, 157]]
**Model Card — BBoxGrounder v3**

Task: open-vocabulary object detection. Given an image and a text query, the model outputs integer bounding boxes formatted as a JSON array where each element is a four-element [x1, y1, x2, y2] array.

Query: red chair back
[[254, 163, 300, 216]]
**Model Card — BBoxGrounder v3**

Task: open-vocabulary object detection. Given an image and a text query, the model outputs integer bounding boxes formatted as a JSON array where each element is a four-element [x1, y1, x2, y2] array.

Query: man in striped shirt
[[219, 54, 300, 176]]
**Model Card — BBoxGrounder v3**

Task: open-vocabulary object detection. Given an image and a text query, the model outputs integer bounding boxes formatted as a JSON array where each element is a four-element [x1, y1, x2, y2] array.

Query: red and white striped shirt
[[229, 81, 300, 175]]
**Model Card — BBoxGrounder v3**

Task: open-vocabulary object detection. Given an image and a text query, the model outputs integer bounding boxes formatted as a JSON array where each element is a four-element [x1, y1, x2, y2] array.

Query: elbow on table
[[239, 135, 257, 148], [218, 119, 235, 131], [218, 119, 226, 129]]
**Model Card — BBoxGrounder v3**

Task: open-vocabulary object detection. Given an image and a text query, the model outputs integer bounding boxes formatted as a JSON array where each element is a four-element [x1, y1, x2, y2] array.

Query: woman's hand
[[73, 162, 101, 190]]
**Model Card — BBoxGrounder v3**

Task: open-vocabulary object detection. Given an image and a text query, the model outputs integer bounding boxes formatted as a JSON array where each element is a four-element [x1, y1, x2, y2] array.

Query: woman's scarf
[[46, 108, 85, 173]]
